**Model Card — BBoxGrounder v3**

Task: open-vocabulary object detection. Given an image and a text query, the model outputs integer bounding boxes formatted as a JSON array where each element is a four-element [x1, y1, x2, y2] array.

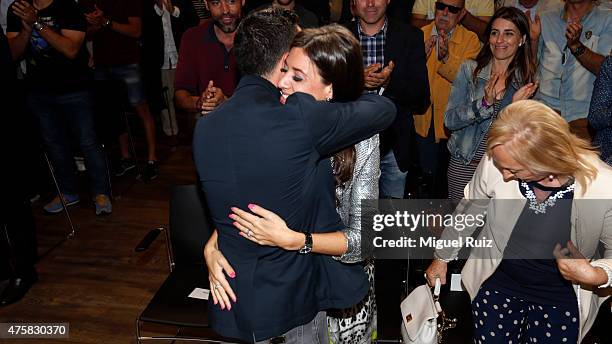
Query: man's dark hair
[[234, 8, 299, 76]]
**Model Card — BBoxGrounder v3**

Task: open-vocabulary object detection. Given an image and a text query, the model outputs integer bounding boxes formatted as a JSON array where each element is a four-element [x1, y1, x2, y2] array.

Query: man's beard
[[213, 17, 240, 33]]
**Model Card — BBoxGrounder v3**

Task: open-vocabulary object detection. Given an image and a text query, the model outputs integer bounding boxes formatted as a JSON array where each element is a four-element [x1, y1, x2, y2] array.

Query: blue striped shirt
[[536, 5, 612, 122]]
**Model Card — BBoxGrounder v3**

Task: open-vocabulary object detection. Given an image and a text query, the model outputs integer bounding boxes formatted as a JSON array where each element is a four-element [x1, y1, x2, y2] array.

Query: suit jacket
[[193, 75, 395, 341], [346, 18, 431, 171]]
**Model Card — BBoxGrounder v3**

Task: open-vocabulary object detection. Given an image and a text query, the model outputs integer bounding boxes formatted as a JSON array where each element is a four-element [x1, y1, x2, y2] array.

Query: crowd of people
[[1, 0, 611, 343]]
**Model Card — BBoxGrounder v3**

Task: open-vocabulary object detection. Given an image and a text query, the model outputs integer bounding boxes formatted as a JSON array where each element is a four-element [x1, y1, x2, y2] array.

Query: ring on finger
[[247, 229, 254, 238]]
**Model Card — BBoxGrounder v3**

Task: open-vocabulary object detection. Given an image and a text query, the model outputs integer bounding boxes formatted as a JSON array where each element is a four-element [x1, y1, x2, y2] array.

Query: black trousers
[[0, 196, 38, 280]]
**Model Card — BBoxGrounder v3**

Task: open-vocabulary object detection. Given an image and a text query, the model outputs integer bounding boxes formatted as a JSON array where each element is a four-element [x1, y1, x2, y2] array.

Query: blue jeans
[[256, 311, 327, 344], [28, 90, 109, 196], [94, 64, 147, 106], [379, 150, 407, 198]]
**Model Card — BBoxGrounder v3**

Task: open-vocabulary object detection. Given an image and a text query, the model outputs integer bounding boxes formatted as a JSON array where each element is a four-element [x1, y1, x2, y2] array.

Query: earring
[[548, 174, 555, 182], [325, 97, 332, 102]]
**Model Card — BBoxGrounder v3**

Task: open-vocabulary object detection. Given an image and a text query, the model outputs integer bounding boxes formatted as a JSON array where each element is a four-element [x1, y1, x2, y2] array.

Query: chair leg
[[162, 87, 176, 138], [123, 110, 142, 179], [44, 151, 76, 239], [101, 143, 113, 199], [135, 318, 142, 344]]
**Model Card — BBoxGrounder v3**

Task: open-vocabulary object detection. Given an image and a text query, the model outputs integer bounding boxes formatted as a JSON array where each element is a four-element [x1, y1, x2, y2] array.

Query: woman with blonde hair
[[426, 100, 612, 343]]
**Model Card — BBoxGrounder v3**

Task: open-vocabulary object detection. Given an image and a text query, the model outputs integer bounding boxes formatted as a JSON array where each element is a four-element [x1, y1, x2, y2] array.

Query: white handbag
[[400, 278, 441, 344]]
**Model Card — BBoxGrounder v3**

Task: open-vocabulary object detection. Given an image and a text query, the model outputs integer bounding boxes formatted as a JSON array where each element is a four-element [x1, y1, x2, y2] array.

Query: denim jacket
[[445, 60, 518, 165]]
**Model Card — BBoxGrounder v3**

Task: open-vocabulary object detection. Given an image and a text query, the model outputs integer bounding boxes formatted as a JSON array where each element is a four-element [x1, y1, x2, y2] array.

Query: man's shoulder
[[387, 19, 423, 40], [455, 24, 480, 43], [182, 21, 211, 41]]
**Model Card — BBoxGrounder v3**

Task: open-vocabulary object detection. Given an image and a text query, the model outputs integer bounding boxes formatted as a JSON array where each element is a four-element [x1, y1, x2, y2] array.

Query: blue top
[[588, 56, 612, 165], [485, 180, 576, 307], [444, 60, 518, 165], [193, 75, 396, 342], [536, 5, 612, 122]]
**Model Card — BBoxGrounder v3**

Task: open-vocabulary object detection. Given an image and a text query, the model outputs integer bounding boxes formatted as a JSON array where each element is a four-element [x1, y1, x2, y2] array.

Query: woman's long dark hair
[[473, 7, 537, 88], [292, 24, 365, 187]]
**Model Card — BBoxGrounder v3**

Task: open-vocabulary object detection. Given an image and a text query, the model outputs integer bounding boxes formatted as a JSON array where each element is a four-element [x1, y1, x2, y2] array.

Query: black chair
[[135, 185, 241, 343]]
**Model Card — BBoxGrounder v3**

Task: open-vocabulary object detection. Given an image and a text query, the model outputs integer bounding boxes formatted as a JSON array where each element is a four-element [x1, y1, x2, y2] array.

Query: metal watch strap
[[33, 21, 45, 32], [298, 232, 312, 254], [571, 44, 586, 57]]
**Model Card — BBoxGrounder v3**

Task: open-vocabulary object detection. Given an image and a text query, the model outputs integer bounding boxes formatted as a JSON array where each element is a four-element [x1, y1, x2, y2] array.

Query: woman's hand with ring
[[229, 204, 304, 250], [204, 231, 236, 310]]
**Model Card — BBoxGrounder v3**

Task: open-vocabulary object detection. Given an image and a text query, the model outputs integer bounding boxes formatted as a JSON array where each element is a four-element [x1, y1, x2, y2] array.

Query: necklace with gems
[[521, 180, 575, 214]]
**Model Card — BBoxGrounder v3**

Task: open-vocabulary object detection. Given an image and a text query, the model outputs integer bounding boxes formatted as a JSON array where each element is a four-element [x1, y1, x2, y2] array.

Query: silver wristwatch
[[298, 232, 313, 254]]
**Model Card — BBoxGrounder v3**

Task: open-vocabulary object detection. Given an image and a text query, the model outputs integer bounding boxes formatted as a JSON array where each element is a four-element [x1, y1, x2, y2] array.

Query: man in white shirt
[[1, 0, 16, 33], [147, 0, 198, 140]]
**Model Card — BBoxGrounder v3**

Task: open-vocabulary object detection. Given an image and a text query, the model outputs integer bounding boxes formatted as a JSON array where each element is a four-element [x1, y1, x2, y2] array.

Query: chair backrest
[[169, 185, 214, 267]]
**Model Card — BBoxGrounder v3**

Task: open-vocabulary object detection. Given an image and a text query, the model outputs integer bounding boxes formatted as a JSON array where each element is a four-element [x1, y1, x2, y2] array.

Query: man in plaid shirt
[[348, 0, 430, 199]]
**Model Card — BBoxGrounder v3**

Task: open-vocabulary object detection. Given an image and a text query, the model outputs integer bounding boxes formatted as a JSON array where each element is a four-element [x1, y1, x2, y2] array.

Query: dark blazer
[[346, 18, 431, 171], [193, 75, 395, 342]]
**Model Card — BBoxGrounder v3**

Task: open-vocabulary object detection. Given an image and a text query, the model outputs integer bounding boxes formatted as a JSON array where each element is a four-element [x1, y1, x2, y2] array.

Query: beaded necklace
[[520, 179, 575, 215]]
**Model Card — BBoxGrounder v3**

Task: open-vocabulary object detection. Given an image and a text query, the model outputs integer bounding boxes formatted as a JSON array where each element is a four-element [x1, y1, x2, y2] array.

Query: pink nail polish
[[233, 222, 239, 227], [228, 305, 232, 311], [220, 304, 225, 310], [248, 203, 255, 210], [229, 272, 236, 278], [228, 214, 234, 219]]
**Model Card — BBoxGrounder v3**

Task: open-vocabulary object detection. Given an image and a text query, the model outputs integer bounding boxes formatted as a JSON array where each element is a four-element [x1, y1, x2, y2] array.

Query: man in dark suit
[[193, 8, 395, 343], [345, 0, 430, 199]]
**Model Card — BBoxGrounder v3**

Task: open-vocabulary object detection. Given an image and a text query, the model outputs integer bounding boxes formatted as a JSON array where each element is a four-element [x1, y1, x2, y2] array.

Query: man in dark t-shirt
[[173, 0, 243, 116], [85, 0, 159, 181], [6, 0, 112, 216]]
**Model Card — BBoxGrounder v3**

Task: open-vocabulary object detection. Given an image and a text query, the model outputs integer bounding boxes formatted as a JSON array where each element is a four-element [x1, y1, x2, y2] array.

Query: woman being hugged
[[206, 24, 380, 344], [445, 7, 538, 200], [427, 100, 612, 344]]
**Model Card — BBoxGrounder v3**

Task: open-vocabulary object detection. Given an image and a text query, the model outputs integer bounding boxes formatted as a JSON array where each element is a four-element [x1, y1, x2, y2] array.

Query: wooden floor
[[0, 141, 197, 344]]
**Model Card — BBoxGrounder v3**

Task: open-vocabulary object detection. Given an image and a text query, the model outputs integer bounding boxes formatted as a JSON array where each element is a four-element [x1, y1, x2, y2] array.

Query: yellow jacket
[[414, 23, 480, 142]]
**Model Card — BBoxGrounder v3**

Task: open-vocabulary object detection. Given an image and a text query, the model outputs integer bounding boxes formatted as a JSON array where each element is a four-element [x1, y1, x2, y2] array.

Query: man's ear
[[325, 84, 334, 101]]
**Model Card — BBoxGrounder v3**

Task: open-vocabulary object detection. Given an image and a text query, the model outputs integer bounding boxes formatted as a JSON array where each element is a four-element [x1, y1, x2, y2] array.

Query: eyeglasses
[[434, 2, 462, 14]]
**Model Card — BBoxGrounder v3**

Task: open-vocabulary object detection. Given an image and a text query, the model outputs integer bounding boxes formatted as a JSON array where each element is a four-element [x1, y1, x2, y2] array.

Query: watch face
[[299, 247, 312, 254]]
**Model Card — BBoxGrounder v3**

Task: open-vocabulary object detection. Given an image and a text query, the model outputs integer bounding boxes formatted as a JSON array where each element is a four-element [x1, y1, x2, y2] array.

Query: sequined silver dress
[[328, 134, 379, 344]]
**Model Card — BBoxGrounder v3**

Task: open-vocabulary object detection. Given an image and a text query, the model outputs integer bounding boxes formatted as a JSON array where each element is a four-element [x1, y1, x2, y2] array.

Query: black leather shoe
[[0, 272, 38, 307]]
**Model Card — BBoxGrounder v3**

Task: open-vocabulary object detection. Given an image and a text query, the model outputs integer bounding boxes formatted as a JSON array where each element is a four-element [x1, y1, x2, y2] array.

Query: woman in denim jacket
[[444, 7, 538, 200]]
